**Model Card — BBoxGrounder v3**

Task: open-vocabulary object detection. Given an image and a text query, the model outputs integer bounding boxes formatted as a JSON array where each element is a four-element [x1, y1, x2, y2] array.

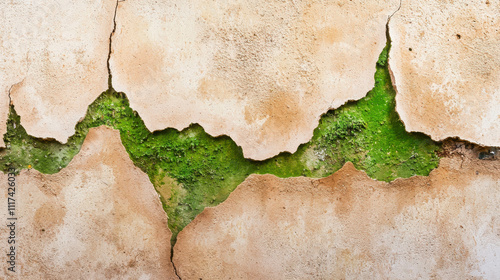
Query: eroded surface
[[174, 146, 500, 279], [0, 126, 177, 279], [389, 0, 500, 146], [0, 0, 115, 144], [110, 0, 399, 160], [0, 45, 442, 240]]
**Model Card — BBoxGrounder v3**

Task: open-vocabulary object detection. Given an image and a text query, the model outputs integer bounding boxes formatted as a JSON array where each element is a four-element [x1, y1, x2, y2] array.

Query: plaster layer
[[0, 0, 115, 144], [174, 147, 500, 279], [110, 0, 399, 160], [0, 126, 177, 279], [389, 0, 500, 146]]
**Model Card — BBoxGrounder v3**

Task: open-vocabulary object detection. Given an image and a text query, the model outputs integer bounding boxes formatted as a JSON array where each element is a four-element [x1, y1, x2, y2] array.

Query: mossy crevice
[[0, 41, 441, 243]]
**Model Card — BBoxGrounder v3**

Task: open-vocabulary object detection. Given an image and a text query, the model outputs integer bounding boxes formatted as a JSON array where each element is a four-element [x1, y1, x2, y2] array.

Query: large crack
[[105, 2, 182, 278], [171, 247, 181, 279], [0, 0, 496, 277], [2, 20, 443, 242], [169, 4, 398, 279], [1, 1, 439, 278]]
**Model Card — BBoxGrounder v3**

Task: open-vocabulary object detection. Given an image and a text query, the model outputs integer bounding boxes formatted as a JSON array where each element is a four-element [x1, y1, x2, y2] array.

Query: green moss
[[0, 42, 441, 243], [252, 44, 440, 181], [1, 106, 85, 174]]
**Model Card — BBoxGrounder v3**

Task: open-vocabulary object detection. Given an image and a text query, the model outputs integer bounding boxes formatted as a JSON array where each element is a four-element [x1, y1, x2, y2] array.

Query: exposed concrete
[[0, 0, 115, 144], [0, 126, 178, 279], [174, 145, 500, 279], [110, 0, 400, 160], [389, 0, 500, 147]]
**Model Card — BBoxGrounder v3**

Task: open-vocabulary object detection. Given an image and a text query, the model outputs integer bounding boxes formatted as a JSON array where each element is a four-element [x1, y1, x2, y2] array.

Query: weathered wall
[[0, 0, 115, 144], [0, 0, 499, 278], [174, 147, 500, 279], [389, 0, 500, 146], [110, 0, 399, 160], [0, 126, 177, 279]]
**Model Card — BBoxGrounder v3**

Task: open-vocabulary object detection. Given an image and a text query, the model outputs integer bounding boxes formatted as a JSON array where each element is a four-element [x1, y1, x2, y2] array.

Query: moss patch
[[254, 45, 441, 181], [0, 42, 441, 243]]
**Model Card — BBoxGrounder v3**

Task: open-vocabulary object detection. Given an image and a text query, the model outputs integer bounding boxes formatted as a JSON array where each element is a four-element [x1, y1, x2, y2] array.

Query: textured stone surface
[[0, 127, 178, 279], [110, 0, 399, 160], [389, 0, 500, 146], [174, 147, 500, 279], [0, 0, 115, 144]]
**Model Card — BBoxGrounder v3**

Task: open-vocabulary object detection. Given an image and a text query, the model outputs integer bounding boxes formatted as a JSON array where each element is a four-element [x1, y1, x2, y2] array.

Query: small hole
[[456, 34, 461, 39], [409, 48, 413, 51]]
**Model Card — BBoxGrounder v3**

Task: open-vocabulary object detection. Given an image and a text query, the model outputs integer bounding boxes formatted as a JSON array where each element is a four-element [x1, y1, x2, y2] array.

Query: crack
[[388, 0, 402, 22], [385, 0, 402, 47], [104, 3, 184, 277], [170, 247, 182, 279], [107, 0, 121, 90], [7, 85, 13, 106], [385, 0, 407, 136], [6, 75, 27, 106]]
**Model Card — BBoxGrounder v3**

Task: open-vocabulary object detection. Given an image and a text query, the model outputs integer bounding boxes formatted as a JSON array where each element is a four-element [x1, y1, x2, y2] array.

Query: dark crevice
[[107, 0, 120, 90], [386, 0, 402, 45], [171, 247, 182, 279], [7, 85, 13, 106], [105, 2, 183, 279], [388, 0, 403, 21]]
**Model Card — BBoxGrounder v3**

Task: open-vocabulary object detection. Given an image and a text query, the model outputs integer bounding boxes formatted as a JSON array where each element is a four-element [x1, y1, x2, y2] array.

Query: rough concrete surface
[[110, 0, 399, 160], [389, 0, 500, 147], [174, 146, 500, 279], [0, 126, 178, 279], [0, 0, 115, 144]]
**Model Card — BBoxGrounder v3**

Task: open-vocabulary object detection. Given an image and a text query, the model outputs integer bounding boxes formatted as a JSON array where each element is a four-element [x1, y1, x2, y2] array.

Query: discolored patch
[[33, 202, 65, 234]]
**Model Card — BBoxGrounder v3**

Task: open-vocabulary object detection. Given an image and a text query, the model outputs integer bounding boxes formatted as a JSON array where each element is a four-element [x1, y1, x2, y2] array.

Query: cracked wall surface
[[0, 126, 177, 279], [0, 0, 115, 145], [389, 0, 500, 146], [0, 0, 499, 278], [0, 47, 444, 241], [110, 0, 400, 160], [174, 148, 500, 279]]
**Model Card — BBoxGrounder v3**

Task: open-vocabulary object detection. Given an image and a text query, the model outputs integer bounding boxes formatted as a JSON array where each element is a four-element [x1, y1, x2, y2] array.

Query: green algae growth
[[0, 43, 441, 243]]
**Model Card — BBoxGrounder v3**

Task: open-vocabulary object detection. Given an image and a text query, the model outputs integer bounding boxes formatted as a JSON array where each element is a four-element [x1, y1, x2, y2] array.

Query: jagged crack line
[[105, 2, 184, 278], [388, 0, 402, 21], [170, 247, 182, 280], [7, 85, 13, 105], [107, 0, 120, 89], [386, 0, 402, 46]]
